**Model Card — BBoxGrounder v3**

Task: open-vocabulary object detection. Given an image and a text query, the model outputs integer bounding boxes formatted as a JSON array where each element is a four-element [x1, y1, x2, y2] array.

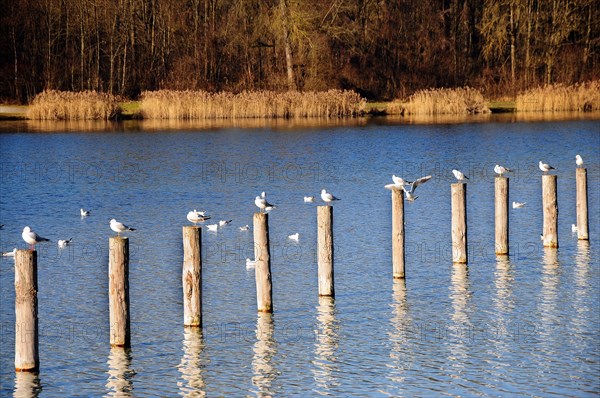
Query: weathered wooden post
[[576, 168, 589, 240], [109, 237, 130, 347], [182, 226, 202, 327], [451, 183, 468, 263], [253, 212, 273, 313], [495, 176, 509, 255], [392, 188, 405, 278], [15, 249, 39, 372], [318, 206, 335, 296], [542, 175, 558, 248]]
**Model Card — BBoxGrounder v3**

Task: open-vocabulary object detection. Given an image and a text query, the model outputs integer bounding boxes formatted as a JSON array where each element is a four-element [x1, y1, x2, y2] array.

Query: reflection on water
[[383, 111, 600, 125], [575, 240, 591, 289], [448, 264, 471, 374], [13, 372, 41, 398], [494, 256, 515, 314], [177, 328, 207, 397], [571, 240, 592, 339], [251, 313, 278, 397], [312, 297, 339, 395], [105, 347, 135, 397], [387, 280, 412, 386]]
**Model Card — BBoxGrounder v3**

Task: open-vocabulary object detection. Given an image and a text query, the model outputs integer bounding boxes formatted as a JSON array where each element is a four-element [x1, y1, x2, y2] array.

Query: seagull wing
[[410, 175, 432, 192]]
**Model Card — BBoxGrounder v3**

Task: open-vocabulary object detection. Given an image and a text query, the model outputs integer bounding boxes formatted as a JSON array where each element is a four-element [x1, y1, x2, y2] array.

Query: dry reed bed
[[27, 90, 120, 120], [388, 87, 489, 115], [140, 90, 366, 119], [516, 81, 600, 112]]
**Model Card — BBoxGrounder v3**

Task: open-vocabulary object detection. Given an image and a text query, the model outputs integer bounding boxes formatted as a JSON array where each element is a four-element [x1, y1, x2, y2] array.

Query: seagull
[[239, 225, 250, 231], [2, 248, 16, 257], [80, 209, 90, 217], [321, 189, 340, 204], [0, 224, 4, 229], [571, 224, 578, 233], [576, 154, 583, 168], [494, 165, 512, 176], [246, 258, 256, 269], [512, 202, 526, 208], [392, 175, 410, 186], [22, 226, 51, 249], [109, 219, 136, 236], [206, 224, 218, 232], [407, 175, 432, 192], [265, 206, 275, 212], [288, 233, 299, 241], [452, 169, 469, 181], [539, 161, 555, 174], [187, 210, 211, 226], [540, 234, 544, 241], [402, 186, 419, 202], [219, 220, 232, 227], [58, 238, 72, 248], [304, 196, 315, 203], [255, 195, 276, 212]]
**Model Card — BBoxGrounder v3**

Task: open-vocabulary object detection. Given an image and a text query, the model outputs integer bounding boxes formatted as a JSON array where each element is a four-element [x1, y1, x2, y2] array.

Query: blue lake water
[[1, 116, 599, 397]]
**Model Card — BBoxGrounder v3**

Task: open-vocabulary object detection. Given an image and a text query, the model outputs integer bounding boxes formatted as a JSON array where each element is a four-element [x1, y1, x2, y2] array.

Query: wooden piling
[[392, 188, 405, 279], [576, 168, 589, 240], [15, 250, 39, 372], [109, 237, 130, 347], [542, 174, 558, 248], [317, 205, 335, 296], [253, 212, 273, 313], [182, 226, 202, 327], [495, 176, 509, 255], [451, 183, 468, 264]]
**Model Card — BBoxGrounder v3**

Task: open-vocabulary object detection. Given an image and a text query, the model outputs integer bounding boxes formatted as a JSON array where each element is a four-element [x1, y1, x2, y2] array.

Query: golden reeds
[[516, 81, 600, 112], [139, 90, 366, 119], [391, 87, 489, 115], [27, 90, 120, 120]]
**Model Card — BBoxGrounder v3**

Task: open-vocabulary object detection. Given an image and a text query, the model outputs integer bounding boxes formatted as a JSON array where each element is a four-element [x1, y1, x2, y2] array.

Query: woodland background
[[0, 0, 598, 103]]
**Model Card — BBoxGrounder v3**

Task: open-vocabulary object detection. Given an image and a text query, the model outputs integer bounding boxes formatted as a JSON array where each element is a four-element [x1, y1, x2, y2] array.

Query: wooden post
[[495, 176, 509, 255], [576, 168, 589, 240], [318, 206, 335, 297], [542, 175, 558, 248], [253, 212, 273, 313], [392, 189, 405, 279], [182, 226, 202, 327], [15, 250, 39, 372], [109, 237, 130, 347], [451, 183, 468, 264]]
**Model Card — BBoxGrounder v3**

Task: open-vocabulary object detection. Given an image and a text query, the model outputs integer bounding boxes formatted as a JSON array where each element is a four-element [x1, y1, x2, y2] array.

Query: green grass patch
[[119, 101, 141, 117], [488, 101, 516, 112]]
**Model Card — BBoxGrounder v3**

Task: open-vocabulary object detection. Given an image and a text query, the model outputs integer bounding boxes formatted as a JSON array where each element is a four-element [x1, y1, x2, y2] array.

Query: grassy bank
[[387, 87, 490, 115], [139, 90, 366, 119], [27, 90, 120, 120], [516, 81, 600, 112]]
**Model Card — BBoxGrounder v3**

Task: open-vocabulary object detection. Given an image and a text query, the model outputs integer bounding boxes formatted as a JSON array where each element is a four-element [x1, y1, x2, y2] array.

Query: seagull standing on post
[[576, 154, 583, 168], [22, 226, 51, 250], [494, 165, 512, 177], [452, 169, 469, 181], [110, 219, 136, 236], [539, 161, 555, 174], [321, 189, 340, 205]]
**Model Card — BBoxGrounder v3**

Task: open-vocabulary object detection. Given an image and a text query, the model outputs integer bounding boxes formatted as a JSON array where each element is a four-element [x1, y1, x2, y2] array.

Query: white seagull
[[494, 165, 512, 176], [402, 186, 419, 202], [576, 154, 583, 168], [187, 210, 211, 226], [539, 161, 555, 173], [401, 175, 432, 201], [80, 208, 90, 217], [321, 189, 340, 204], [22, 226, 51, 249], [571, 224, 578, 233], [512, 202, 526, 209], [239, 225, 250, 231], [206, 224, 218, 232], [58, 238, 72, 248], [288, 233, 299, 241], [2, 248, 17, 257], [246, 258, 256, 269], [109, 219, 136, 236], [452, 169, 469, 181], [304, 196, 315, 203], [219, 220, 232, 227], [255, 195, 276, 212]]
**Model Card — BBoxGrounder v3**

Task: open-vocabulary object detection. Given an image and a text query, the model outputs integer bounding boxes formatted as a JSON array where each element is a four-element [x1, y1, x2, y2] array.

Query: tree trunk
[[280, 0, 296, 91]]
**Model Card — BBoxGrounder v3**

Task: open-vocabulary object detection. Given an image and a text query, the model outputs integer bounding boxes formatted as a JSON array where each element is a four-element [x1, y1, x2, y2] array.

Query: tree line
[[0, 0, 597, 103]]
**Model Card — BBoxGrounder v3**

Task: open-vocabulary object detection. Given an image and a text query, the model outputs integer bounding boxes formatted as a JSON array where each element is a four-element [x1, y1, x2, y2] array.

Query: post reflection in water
[[105, 347, 135, 397], [251, 313, 278, 397], [312, 296, 340, 395], [13, 372, 41, 398], [574, 240, 591, 289], [448, 264, 471, 372], [387, 279, 412, 385], [178, 327, 207, 397], [494, 256, 515, 315], [572, 240, 592, 335]]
